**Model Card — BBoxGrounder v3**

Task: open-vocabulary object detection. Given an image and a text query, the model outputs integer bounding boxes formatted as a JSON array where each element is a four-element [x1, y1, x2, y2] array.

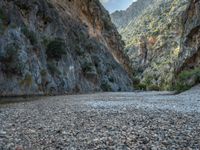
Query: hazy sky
[[100, 0, 136, 13]]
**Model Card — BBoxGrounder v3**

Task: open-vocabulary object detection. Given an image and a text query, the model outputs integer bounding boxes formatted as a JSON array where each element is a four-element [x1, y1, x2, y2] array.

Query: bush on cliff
[[22, 27, 37, 45], [0, 43, 24, 75], [175, 67, 200, 92], [46, 38, 66, 60]]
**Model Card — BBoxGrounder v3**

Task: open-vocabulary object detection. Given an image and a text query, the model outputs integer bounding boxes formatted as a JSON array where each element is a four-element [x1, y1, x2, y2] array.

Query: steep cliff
[[0, 0, 133, 96], [175, 0, 200, 91], [178, 0, 200, 70], [111, 0, 192, 90]]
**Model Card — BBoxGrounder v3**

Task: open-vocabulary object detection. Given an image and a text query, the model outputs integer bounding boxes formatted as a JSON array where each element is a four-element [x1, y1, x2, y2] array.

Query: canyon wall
[[0, 0, 133, 96], [111, 0, 200, 91]]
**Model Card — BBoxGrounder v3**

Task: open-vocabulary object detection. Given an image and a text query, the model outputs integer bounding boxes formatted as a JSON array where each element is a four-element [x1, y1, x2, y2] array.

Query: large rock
[[0, 0, 133, 96]]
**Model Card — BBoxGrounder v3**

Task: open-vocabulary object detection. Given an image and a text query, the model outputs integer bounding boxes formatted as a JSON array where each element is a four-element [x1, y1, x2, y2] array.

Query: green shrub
[[82, 62, 94, 73], [148, 84, 160, 91], [0, 43, 24, 75], [135, 83, 147, 90], [0, 23, 4, 34], [0, 8, 8, 33], [46, 38, 66, 60], [132, 77, 140, 85], [22, 27, 37, 45], [47, 62, 61, 75], [152, 29, 160, 36], [178, 67, 200, 81], [42, 36, 51, 47], [40, 69, 48, 77], [103, 19, 113, 30], [174, 67, 200, 92], [144, 76, 153, 85], [135, 76, 155, 91], [174, 82, 191, 93], [0, 9, 6, 21], [101, 82, 112, 92]]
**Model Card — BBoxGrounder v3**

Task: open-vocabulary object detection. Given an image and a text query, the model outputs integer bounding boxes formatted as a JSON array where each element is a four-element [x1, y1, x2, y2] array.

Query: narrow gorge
[[111, 0, 200, 91], [0, 0, 200, 149]]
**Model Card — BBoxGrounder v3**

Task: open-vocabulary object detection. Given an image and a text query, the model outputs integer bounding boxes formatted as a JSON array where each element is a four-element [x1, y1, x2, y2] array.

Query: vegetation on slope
[[175, 67, 200, 92], [111, 0, 190, 91]]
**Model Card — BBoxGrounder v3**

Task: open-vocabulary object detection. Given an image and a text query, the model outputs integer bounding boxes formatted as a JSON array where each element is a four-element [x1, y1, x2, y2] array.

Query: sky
[[100, 0, 136, 13]]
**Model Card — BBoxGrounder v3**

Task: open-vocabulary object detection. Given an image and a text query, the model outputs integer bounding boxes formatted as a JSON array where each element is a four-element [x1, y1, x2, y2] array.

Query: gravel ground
[[0, 86, 200, 150]]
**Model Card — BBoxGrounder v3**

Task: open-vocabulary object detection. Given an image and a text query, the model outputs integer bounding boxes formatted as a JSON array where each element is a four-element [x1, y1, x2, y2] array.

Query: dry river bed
[[0, 86, 200, 150]]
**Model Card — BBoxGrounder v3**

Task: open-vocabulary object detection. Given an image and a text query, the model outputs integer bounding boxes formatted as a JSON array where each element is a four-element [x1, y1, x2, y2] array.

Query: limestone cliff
[[174, 0, 200, 91], [0, 0, 133, 96], [111, 0, 194, 90], [178, 0, 200, 70]]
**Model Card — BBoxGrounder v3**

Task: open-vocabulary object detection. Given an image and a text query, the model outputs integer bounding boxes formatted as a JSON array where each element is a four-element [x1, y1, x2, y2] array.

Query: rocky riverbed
[[0, 86, 200, 149]]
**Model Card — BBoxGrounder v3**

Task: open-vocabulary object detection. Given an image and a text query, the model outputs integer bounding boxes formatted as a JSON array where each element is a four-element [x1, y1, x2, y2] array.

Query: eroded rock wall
[[178, 0, 200, 71], [0, 0, 133, 96]]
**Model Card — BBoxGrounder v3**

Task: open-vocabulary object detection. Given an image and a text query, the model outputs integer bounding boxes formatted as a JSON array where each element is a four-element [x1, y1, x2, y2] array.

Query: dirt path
[[0, 86, 200, 149]]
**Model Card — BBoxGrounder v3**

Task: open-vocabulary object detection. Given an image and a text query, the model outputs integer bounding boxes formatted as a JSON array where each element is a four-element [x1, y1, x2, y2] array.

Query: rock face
[[175, 0, 200, 91], [178, 0, 200, 70], [111, 0, 155, 31], [111, 0, 200, 90], [0, 0, 133, 96]]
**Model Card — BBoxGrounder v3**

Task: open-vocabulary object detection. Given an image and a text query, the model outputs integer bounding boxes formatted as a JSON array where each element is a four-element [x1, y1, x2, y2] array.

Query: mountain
[[111, 0, 200, 91], [0, 0, 133, 96], [111, 0, 155, 31]]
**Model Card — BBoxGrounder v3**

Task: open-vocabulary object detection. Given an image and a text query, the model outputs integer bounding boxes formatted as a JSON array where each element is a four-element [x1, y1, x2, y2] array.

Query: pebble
[[0, 90, 200, 149]]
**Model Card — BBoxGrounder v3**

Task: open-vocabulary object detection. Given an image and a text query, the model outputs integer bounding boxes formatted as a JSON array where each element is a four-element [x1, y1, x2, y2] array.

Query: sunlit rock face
[[0, 0, 133, 96], [111, 0, 200, 90]]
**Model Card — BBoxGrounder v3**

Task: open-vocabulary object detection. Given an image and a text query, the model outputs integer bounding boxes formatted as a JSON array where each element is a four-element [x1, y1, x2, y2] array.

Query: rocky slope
[[0, 0, 133, 96], [111, 0, 200, 91]]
